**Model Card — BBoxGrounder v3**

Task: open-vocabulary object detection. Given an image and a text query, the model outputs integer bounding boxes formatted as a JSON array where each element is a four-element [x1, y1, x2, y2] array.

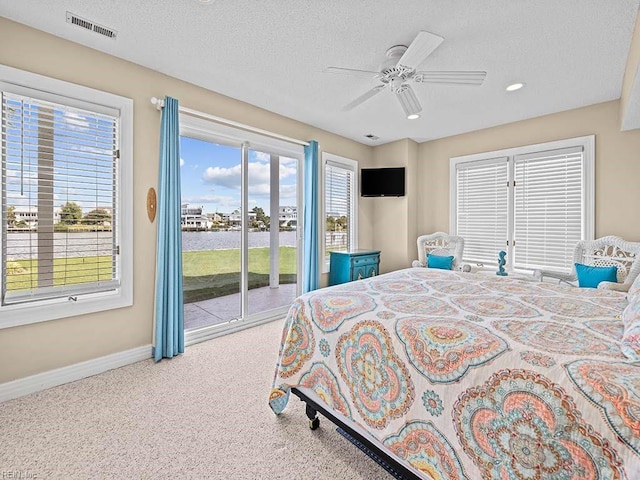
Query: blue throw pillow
[[427, 254, 454, 270], [575, 263, 618, 288]]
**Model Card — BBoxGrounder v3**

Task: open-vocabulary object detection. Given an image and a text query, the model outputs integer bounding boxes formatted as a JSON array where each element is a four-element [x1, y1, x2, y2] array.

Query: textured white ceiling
[[1, 0, 639, 145]]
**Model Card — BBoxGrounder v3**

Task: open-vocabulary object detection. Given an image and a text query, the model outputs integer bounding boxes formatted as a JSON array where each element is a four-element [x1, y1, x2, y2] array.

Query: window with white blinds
[[0, 65, 132, 328], [450, 136, 594, 272], [455, 158, 508, 265], [323, 154, 357, 270], [2, 92, 119, 305], [514, 147, 584, 272]]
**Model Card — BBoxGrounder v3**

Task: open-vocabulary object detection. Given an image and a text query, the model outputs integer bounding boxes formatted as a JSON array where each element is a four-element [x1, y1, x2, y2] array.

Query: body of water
[[7, 232, 115, 260], [6, 231, 299, 259], [182, 231, 298, 251]]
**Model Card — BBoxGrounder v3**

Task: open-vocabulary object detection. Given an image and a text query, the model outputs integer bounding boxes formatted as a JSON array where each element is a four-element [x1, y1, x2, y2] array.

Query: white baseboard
[[0, 344, 153, 403]]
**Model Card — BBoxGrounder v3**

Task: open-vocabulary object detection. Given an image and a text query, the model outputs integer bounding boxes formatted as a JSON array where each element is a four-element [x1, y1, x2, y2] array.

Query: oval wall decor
[[147, 187, 157, 223]]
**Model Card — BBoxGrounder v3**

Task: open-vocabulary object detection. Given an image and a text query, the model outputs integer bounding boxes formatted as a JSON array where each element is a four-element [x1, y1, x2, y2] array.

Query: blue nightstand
[[329, 250, 381, 286]]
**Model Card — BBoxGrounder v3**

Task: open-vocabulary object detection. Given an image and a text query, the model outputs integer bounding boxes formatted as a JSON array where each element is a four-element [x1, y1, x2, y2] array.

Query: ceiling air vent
[[364, 134, 379, 141], [66, 12, 117, 39]]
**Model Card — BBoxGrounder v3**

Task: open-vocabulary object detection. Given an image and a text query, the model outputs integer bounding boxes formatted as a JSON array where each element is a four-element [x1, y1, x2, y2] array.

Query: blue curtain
[[154, 96, 184, 361], [303, 140, 320, 293]]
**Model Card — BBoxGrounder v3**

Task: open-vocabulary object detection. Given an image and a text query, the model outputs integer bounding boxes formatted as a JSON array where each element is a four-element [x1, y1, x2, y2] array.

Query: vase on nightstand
[[497, 250, 508, 276]]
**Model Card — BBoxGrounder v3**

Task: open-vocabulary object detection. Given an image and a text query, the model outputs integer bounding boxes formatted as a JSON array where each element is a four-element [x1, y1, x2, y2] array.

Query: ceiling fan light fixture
[[396, 84, 422, 119], [328, 31, 485, 116], [506, 82, 524, 92]]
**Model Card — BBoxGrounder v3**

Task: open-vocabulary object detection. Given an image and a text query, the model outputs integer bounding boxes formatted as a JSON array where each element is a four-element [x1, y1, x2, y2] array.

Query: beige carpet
[[0, 319, 391, 479]]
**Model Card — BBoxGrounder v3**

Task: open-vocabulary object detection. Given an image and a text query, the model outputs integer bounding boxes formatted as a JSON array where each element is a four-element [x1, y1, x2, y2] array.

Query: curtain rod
[[150, 97, 309, 147]]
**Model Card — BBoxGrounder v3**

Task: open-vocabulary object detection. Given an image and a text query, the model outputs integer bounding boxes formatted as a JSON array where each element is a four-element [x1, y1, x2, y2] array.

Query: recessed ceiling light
[[407, 114, 420, 120], [506, 82, 524, 92]]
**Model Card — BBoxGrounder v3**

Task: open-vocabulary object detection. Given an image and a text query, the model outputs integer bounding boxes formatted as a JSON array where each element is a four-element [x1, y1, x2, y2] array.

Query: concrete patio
[[183, 283, 298, 330]]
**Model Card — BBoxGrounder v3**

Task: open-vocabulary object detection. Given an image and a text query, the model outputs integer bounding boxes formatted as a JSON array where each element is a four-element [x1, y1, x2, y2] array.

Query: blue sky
[[179, 136, 298, 216], [5, 99, 116, 213]]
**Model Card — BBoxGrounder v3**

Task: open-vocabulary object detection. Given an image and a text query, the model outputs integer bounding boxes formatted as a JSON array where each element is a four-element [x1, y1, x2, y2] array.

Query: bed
[[269, 267, 640, 479]]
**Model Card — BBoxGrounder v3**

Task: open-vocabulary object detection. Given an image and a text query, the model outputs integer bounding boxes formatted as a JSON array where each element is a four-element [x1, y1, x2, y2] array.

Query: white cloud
[[279, 184, 297, 200], [253, 151, 270, 163], [180, 158, 185, 167], [203, 164, 242, 188], [61, 110, 93, 133], [6, 191, 31, 207], [202, 162, 296, 191], [248, 184, 271, 196], [278, 164, 297, 179], [202, 161, 298, 200], [5, 168, 37, 186], [182, 194, 238, 211]]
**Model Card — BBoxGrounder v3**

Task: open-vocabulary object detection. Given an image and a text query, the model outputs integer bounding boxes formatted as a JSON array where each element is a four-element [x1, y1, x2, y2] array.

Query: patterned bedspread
[[269, 268, 640, 479]]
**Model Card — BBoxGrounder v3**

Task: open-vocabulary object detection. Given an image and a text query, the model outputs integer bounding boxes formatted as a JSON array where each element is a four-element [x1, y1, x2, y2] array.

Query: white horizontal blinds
[[325, 160, 353, 256], [456, 158, 508, 265], [1, 91, 119, 305], [513, 146, 584, 272]]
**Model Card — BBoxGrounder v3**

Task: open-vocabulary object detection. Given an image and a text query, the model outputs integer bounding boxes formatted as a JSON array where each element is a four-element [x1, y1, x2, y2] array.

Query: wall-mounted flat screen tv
[[360, 167, 405, 197]]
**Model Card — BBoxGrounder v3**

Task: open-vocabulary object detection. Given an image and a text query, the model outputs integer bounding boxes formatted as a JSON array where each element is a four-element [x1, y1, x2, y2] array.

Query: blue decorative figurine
[[497, 250, 508, 276]]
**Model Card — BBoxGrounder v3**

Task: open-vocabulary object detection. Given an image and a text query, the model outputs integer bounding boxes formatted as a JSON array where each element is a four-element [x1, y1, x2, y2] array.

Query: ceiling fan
[[325, 31, 486, 119]]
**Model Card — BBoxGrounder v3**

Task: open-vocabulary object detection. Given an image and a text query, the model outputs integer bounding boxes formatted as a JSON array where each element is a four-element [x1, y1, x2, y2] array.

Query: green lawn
[[182, 246, 297, 303], [6, 247, 297, 304], [6, 256, 114, 291]]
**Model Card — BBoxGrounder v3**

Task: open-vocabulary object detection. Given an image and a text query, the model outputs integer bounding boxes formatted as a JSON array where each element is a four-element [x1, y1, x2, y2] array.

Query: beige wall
[[0, 18, 372, 383], [418, 100, 640, 242], [368, 139, 419, 273], [621, 13, 640, 127], [3, 17, 640, 385]]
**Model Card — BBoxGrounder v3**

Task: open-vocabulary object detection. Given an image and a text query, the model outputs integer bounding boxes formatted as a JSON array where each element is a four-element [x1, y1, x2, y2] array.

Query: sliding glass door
[[179, 118, 302, 333], [247, 149, 298, 316], [180, 137, 242, 329]]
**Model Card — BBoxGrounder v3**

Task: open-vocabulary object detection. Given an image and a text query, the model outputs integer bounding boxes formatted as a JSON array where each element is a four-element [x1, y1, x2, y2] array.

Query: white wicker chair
[[412, 232, 470, 271], [533, 236, 640, 291]]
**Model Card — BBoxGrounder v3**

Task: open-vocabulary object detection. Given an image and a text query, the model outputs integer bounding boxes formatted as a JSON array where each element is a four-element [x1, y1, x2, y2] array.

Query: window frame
[[453, 156, 509, 266], [322, 152, 358, 273], [449, 135, 594, 272], [179, 113, 305, 320], [0, 65, 133, 329]]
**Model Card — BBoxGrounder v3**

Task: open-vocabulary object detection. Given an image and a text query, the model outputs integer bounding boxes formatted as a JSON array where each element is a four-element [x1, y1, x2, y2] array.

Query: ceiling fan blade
[[397, 31, 444, 70], [324, 67, 379, 78], [396, 84, 422, 117], [414, 70, 487, 85], [342, 85, 386, 111]]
